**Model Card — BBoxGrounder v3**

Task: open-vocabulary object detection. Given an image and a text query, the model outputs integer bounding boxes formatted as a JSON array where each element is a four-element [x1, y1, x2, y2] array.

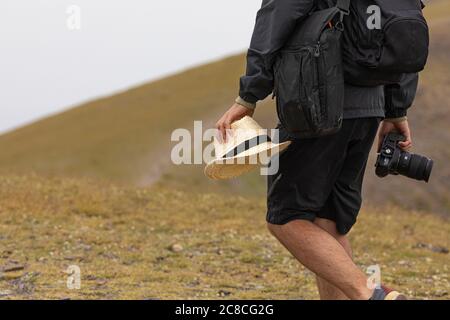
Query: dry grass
[[0, 175, 448, 300]]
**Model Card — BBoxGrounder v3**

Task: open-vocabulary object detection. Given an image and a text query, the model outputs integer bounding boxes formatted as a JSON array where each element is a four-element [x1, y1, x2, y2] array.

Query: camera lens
[[397, 151, 434, 182]]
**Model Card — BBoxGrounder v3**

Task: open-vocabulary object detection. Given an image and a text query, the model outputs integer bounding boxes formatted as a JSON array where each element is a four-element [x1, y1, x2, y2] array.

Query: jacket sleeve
[[384, 73, 419, 119], [238, 0, 315, 107]]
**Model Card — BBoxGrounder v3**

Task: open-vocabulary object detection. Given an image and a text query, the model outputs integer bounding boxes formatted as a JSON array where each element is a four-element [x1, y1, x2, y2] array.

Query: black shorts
[[267, 118, 380, 235]]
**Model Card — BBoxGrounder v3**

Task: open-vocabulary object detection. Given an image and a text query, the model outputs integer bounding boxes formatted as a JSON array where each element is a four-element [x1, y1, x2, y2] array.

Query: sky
[[0, 0, 262, 133]]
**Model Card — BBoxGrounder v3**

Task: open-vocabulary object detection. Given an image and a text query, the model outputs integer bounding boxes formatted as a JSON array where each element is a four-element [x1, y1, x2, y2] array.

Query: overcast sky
[[0, 0, 261, 133]]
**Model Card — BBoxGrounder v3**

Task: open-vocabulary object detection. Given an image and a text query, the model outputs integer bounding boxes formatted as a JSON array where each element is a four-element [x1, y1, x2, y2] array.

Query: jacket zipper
[[311, 42, 322, 126]]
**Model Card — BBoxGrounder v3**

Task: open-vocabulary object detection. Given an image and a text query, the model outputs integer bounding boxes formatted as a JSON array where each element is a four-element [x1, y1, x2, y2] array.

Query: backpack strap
[[336, 0, 350, 22], [336, 0, 350, 15]]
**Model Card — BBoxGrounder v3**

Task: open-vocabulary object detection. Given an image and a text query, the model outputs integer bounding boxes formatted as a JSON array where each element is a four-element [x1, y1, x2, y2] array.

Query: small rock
[[434, 290, 448, 297], [79, 244, 92, 251], [0, 290, 12, 297], [64, 256, 84, 262], [169, 244, 183, 253], [431, 246, 449, 254], [1, 264, 25, 273], [12, 275, 36, 295], [218, 290, 231, 297], [99, 252, 119, 260], [414, 242, 449, 254], [186, 279, 201, 287], [95, 279, 108, 287]]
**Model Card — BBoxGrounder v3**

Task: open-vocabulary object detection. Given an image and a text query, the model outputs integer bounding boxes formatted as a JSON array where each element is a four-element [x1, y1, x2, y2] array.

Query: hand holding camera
[[376, 119, 433, 183], [377, 119, 412, 152]]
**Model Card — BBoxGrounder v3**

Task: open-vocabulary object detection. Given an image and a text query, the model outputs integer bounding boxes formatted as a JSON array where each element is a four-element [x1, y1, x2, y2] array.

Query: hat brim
[[204, 141, 291, 180]]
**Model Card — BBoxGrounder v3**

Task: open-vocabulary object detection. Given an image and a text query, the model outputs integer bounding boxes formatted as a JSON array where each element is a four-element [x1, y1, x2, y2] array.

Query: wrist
[[384, 116, 407, 123], [235, 96, 256, 110]]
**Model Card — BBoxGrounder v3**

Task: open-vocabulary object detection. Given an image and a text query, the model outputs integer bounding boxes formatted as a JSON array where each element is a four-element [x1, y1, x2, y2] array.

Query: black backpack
[[341, 0, 429, 86], [273, 1, 348, 138], [273, 0, 429, 138]]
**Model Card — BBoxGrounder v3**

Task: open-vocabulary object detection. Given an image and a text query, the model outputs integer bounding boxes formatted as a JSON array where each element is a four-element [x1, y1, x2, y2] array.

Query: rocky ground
[[0, 175, 448, 300]]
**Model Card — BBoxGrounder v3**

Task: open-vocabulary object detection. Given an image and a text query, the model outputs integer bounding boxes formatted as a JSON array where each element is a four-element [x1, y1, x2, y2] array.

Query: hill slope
[[0, 175, 448, 299], [0, 55, 246, 183], [0, 1, 449, 215]]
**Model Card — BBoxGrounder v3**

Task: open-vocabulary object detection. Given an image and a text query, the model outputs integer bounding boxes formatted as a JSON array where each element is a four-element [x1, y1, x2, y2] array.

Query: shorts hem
[[266, 209, 317, 225], [266, 209, 358, 235]]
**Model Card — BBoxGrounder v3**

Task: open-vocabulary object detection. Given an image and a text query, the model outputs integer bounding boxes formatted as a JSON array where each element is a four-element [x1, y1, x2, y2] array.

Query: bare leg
[[267, 220, 372, 300], [314, 218, 353, 300]]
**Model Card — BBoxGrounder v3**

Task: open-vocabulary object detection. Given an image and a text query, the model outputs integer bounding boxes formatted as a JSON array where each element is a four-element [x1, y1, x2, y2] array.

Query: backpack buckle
[[339, 9, 349, 22], [334, 21, 344, 32]]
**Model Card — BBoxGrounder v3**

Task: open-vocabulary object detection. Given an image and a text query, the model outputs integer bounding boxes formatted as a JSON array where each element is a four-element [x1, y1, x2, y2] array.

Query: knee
[[266, 222, 280, 237]]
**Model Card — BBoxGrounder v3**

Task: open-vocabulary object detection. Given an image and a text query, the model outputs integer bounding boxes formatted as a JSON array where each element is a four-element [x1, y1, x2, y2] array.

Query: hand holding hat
[[204, 116, 291, 180]]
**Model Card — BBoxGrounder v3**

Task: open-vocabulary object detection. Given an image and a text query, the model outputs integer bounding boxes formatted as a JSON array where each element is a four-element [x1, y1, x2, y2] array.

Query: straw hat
[[204, 116, 291, 180]]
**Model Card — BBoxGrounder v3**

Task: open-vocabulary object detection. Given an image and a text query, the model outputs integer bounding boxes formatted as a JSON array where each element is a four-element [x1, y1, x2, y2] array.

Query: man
[[216, 0, 418, 300]]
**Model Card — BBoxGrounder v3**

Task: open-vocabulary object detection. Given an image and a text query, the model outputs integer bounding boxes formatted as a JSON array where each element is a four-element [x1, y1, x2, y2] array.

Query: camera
[[375, 132, 433, 183]]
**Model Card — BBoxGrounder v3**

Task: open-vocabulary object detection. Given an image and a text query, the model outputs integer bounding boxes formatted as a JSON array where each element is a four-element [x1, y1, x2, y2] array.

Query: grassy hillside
[[0, 175, 448, 300], [0, 55, 246, 183], [0, 1, 448, 216]]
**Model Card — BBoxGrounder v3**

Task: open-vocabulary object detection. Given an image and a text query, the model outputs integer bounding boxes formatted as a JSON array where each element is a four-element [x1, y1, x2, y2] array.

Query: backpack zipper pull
[[314, 43, 321, 57]]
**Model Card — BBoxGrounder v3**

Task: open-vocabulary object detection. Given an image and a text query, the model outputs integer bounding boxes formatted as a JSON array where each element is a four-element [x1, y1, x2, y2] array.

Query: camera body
[[375, 132, 433, 183]]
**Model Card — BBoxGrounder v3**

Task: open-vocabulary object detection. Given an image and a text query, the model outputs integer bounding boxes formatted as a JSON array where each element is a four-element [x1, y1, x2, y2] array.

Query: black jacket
[[238, 0, 418, 119]]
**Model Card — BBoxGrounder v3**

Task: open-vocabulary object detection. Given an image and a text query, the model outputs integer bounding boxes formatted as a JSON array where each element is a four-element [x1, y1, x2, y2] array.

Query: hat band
[[221, 135, 271, 159]]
